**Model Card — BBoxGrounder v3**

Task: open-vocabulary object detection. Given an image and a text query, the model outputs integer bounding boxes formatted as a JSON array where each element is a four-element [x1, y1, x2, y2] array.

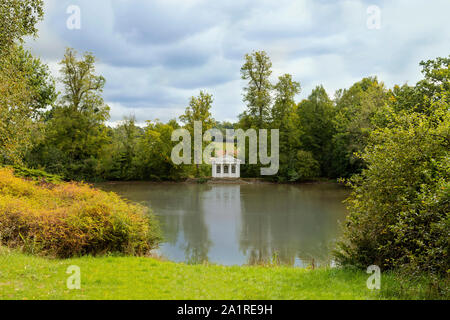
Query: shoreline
[[96, 177, 342, 186]]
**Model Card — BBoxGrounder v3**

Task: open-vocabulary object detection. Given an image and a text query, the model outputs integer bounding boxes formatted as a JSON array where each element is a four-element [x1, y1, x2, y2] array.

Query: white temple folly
[[211, 154, 241, 178]]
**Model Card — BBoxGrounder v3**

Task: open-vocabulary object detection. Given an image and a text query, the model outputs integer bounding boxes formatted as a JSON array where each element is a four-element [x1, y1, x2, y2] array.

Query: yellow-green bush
[[0, 168, 161, 258], [335, 103, 449, 277]]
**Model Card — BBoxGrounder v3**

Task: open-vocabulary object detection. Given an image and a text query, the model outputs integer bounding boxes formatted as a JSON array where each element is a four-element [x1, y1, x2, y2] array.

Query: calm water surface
[[97, 182, 349, 267]]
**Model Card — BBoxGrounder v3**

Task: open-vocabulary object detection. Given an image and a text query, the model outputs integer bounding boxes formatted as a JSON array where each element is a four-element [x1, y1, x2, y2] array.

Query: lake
[[97, 182, 349, 267]]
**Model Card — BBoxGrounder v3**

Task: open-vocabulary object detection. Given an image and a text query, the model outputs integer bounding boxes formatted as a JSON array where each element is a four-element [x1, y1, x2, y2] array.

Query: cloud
[[25, 0, 450, 124]]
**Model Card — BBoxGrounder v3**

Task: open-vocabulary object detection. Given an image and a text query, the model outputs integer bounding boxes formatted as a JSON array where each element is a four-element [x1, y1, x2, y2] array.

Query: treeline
[[3, 43, 448, 184]]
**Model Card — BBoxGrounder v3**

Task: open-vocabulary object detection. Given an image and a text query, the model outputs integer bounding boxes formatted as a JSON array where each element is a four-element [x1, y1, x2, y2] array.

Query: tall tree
[[0, 48, 34, 164], [14, 44, 57, 168], [41, 48, 110, 179], [0, 0, 49, 164], [179, 91, 215, 132], [271, 74, 307, 181], [58, 48, 107, 113], [272, 74, 301, 125], [297, 85, 335, 176], [331, 77, 388, 178], [240, 51, 273, 128], [179, 91, 215, 176]]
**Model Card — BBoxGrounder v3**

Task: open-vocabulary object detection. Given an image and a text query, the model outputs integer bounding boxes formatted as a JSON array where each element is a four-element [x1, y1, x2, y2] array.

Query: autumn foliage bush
[[0, 168, 161, 258]]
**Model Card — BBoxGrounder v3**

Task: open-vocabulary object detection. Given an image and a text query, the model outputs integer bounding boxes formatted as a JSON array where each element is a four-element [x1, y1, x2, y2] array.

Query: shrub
[[0, 168, 161, 258], [335, 102, 449, 276]]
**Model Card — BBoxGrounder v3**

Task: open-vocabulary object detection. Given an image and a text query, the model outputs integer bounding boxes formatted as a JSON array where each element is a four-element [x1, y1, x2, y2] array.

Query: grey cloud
[[111, 1, 219, 45], [27, 0, 450, 124]]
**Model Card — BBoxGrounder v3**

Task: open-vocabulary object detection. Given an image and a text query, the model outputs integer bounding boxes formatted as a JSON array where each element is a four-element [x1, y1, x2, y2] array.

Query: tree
[[0, 0, 48, 164], [0, 44, 55, 165], [297, 85, 335, 177], [271, 74, 305, 181], [240, 51, 273, 129], [388, 83, 422, 113], [0, 48, 34, 164], [238, 51, 274, 177], [12, 45, 57, 117], [272, 74, 301, 125], [417, 56, 450, 105], [388, 56, 450, 114], [119, 116, 140, 176], [100, 116, 142, 180], [179, 91, 215, 176], [14, 44, 57, 168], [179, 91, 215, 132], [58, 48, 107, 113], [40, 48, 110, 179], [134, 120, 185, 180], [331, 77, 389, 178], [0, 0, 44, 53]]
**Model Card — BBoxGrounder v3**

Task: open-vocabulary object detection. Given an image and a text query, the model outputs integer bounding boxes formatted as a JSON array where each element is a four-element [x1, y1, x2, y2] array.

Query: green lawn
[[0, 247, 441, 300]]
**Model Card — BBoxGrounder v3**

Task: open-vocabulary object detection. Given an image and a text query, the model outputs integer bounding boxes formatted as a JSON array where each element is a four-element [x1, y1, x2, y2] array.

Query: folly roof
[[211, 154, 241, 164]]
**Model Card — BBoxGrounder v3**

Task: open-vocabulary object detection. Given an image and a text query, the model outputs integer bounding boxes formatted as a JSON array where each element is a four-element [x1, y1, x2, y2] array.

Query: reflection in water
[[181, 187, 212, 264], [96, 182, 348, 266], [239, 185, 347, 267]]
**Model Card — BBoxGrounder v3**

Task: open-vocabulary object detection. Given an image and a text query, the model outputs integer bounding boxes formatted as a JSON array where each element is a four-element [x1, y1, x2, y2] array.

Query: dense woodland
[[0, 1, 448, 280], [6, 46, 449, 184], [3, 38, 449, 185]]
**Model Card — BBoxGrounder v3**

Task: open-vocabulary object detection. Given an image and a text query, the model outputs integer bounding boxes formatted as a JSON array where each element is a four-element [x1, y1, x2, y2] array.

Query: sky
[[26, 0, 450, 125]]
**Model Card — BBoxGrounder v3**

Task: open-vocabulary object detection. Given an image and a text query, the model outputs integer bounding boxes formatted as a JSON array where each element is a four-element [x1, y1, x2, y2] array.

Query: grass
[[1, 246, 444, 300]]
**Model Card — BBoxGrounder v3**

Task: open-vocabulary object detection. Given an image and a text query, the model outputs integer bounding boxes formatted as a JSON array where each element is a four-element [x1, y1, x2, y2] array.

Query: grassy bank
[[0, 247, 444, 300]]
